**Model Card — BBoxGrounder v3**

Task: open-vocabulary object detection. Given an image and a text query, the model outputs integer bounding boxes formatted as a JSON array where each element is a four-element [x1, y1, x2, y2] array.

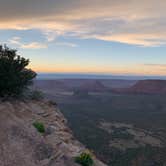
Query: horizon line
[[37, 72, 166, 77]]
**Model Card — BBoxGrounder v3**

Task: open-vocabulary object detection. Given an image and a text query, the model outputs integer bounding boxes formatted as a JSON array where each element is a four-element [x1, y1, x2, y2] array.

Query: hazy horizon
[[37, 72, 166, 80]]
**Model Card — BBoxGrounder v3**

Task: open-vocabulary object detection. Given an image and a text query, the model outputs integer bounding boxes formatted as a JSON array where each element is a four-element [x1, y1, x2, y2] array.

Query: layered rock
[[114, 80, 166, 94]]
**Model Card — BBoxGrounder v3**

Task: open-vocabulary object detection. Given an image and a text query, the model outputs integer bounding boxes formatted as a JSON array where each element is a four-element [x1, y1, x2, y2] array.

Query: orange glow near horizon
[[29, 64, 166, 76]]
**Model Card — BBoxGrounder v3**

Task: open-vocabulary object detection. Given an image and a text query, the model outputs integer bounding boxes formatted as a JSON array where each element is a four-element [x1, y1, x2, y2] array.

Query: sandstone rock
[[0, 100, 106, 166]]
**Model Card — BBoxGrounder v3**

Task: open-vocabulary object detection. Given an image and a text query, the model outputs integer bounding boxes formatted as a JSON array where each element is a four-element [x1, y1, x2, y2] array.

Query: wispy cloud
[[42, 30, 64, 42], [9, 37, 47, 49], [143, 64, 166, 67], [55, 42, 78, 47], [1, 0, 166, 46], [9, 37, 21, 45], [21, 42, 47, 49]]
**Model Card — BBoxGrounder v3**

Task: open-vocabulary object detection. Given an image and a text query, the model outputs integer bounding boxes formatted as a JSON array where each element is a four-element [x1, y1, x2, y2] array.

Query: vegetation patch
[[30, 90, 44, 100], [0, 45, 36, 98], [75, 152, 94, 166], [33, 121, 45, 133]]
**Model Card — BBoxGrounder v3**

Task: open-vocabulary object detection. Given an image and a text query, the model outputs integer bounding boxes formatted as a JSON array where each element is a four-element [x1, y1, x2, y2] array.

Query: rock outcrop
[[113, 79, 166, 94], [0, 100, 106, 166], [78, 80, 108, 92]]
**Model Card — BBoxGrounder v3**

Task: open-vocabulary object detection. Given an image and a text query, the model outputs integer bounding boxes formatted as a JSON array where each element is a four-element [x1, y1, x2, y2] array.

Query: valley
[[34, 79, 166, 166]]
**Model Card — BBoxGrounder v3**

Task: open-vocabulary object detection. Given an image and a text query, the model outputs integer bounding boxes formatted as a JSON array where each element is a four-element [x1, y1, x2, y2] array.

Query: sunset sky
[[1, 0, 166, 75]]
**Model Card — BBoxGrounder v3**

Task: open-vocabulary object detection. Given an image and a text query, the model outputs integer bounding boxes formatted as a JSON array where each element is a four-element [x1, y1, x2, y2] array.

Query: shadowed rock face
[[0, 100, 106, 166], [78, 80, 108, 92], [114, 80, 166, 94]]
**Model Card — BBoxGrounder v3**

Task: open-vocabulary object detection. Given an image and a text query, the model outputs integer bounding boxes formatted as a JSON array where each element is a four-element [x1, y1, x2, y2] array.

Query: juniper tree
[[0, 45, 36, 97]]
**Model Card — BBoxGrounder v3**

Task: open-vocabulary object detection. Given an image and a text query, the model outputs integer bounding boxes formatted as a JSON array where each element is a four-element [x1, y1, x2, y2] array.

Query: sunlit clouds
[[0, 0, 166, 46], [9, 37, 47, 49]]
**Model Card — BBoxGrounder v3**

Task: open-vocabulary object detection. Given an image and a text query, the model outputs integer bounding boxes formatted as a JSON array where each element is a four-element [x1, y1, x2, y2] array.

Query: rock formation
[[0, 100, 106, 166]]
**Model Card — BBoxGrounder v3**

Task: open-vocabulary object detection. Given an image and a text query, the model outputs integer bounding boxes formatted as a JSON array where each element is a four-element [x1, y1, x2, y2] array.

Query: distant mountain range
[[33, 79, 136, 94], [34, 78, 166, 95], [37, 73, 166, 80]]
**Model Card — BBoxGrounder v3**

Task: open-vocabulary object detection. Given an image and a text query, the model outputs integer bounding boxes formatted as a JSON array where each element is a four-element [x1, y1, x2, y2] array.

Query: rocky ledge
[[0, 100, 106, 166]]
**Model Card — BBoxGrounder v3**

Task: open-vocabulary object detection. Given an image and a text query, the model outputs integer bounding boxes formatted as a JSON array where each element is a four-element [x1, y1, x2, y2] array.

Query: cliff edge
[[0, 100, 106, 166]]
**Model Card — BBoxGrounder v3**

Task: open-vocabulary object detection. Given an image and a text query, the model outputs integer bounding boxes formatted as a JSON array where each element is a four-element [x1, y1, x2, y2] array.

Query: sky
[[1, 0, 166, 76]]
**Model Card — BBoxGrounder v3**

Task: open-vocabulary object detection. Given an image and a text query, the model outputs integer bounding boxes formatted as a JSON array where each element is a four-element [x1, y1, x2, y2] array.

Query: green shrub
[[33, 121, 45, 133], [75, 152, 94, 166], [0, 45, 36, 98], [30, 90, 44, 100]]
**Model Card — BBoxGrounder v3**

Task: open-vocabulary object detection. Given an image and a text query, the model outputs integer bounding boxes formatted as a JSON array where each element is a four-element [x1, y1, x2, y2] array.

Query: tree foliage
[[0, 45, 36, 97]]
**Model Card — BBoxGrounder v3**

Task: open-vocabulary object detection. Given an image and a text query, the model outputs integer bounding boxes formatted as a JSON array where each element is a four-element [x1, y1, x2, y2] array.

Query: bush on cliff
[[0, 45, 36, 97], [33, 121, 45, 133], [75, 152, 94, 166]]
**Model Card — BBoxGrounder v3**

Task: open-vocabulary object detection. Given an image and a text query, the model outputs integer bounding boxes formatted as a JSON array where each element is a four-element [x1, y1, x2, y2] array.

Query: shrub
[[30, 90, 44, 100], [33, 121, 45, 133], [48, 100, 57, 106], [75, 152, 94, 166], [0, 45, 36, 98]]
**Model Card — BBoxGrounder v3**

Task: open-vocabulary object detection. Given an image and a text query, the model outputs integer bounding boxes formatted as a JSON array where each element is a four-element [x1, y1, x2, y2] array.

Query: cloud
[[143, 64, 166, 67], [1, 0, 166, 46], [9, 37, 47, 49], [55, 42, 78, 47], [21, 42, 47, 49], [42, 30, 65, 42], [9, 37, 21, 45]]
